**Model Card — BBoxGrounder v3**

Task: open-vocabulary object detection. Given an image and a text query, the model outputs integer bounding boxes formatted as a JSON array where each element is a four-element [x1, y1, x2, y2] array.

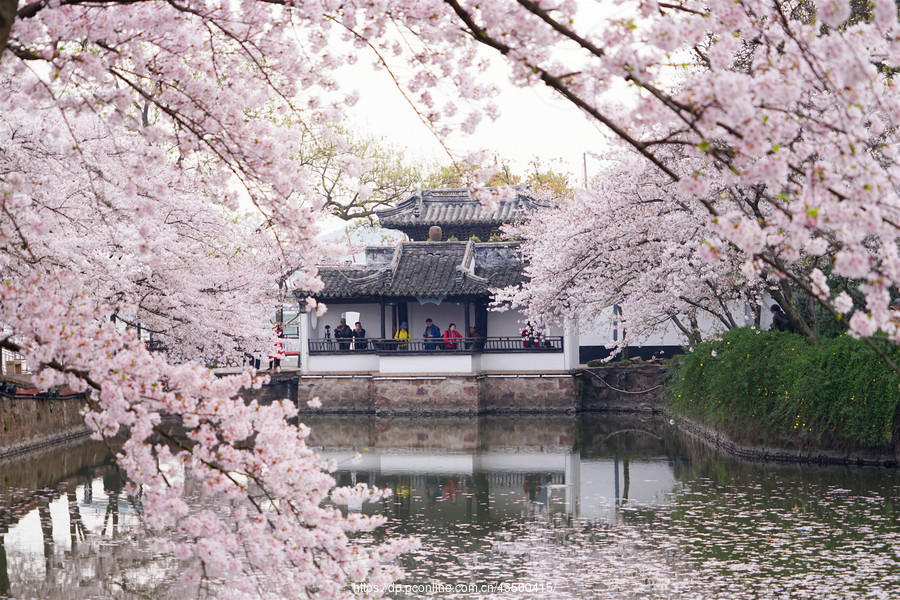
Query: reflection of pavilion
[[297, 188, 580, 377], [327, 449, 676, 522], [314, 414, 678, 523]]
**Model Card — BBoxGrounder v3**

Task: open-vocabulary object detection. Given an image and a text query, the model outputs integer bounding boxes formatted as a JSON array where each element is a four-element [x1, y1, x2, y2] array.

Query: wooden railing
[[308, 336, 563, 354]]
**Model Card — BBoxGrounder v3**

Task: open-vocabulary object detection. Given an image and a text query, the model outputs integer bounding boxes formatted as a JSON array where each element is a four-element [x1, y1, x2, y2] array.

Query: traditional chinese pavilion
[[295, 187, 580, 377]]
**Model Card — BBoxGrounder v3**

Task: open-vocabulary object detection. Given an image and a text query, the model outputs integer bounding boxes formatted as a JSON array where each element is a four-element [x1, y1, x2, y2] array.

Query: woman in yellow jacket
[[393, 322, 410, 349]]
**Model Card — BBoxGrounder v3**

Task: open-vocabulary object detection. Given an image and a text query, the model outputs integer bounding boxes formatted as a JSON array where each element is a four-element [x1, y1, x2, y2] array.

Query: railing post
[[299, 310, 310, 374]]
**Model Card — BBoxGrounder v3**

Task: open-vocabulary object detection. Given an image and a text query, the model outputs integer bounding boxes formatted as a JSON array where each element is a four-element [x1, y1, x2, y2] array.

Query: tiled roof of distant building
[[375, 187, 543, 240], [312, 241, 524, 299]]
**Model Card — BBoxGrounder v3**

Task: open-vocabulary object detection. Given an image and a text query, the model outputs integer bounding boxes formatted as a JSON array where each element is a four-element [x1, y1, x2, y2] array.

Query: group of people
[[521, 322, 552, 348], [402, 318, 476, 350], [330, 317, 481, 351], [245, 321, 285, 372], [422, 318, 467, 350], [333, 318, 368, 350]]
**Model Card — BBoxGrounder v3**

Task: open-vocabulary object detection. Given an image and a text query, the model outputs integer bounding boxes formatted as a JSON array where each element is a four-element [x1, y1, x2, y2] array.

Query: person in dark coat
[[770, 304, 794, 333], [352, 321, 367, 349], [334, 318, 352, 350], [467, 325, 484, 351]]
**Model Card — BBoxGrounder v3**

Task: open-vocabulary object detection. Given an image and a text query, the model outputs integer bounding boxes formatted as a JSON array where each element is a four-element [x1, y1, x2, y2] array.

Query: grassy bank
[[669, 328, 900, 449]]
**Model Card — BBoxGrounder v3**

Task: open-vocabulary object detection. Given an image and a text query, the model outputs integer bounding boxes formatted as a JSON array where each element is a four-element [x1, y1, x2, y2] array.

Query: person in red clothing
[[268, 322, 285, 372], [442, 322, 463, 349], [521, 322, 535, 348]]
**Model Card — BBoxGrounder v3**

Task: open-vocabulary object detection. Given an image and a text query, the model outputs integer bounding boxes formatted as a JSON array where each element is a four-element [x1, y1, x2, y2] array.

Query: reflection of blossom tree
[[38, 501, 52, 580], [0, 536, 8, 597], [67, 491, 86, 549]]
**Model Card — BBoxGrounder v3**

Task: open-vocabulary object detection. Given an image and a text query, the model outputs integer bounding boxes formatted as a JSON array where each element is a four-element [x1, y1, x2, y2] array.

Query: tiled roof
[[311, 241, 524, 299], [375, 187, 543, 230]]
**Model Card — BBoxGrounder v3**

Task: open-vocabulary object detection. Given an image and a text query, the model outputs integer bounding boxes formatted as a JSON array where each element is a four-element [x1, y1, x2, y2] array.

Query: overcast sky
[[337, 21, 617, 184]]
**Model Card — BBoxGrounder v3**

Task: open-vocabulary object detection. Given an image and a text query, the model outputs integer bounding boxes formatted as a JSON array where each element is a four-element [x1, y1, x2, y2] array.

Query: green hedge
[[669, 328, 900, 448]]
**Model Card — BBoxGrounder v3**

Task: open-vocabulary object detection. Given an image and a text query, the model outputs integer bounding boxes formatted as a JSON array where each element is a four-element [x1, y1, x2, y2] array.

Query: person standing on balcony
[[467, 325, 484, 350], [442, 323, 463, 350], [268, 322, 284, 372], [423, 318, 441, 350], [521, 322, 536, 348], [334, 318, 352, 350], [394, 322, 410, 349], [352, 321, 367, 350]]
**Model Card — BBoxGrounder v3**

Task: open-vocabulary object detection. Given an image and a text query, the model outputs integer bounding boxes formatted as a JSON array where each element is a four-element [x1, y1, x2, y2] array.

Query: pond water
[[1, 414, 900, 599]]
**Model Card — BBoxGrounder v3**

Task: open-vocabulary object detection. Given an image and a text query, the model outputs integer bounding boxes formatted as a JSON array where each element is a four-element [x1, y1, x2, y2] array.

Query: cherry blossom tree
[[499, 150, 768, 353], [0, 99, 414, 595], [1, 2, 418, 595], [396, 0, 900, 367], [5, 0, 900, 591]]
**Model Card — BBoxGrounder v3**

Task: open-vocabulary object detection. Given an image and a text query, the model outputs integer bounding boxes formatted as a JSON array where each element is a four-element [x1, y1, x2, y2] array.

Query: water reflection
[[1, 415, 900, 598], [0, 439, 184, 599], [315, 414, 679, 526]]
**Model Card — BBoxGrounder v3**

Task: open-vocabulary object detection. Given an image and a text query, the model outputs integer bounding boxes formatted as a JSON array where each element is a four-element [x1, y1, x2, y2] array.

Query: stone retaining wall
[[673, 412, 900, 467], [296, 373, 580, 415], [374, 377, 479, 414], [580, 364, 668, 412], [0, 393, 90, 458], [481, 375, 578, 413], [293, 366, 667, 415], [297, 376, 374, 413]]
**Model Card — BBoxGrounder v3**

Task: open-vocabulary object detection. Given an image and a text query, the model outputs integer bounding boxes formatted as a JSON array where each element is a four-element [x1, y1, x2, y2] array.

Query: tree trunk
[[670, 313, 702, 346], [770, 281, 817, 343], [0, 0, 15, 57]]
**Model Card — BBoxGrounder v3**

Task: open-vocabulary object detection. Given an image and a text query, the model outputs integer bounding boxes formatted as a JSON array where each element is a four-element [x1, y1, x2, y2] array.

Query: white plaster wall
[[564, 322, 580, 369], [317, 303, 383, 338], [578, 300, 760, 348], [480, 352, 567, 372], [486, 308, 527, 337], [307, 353, 378, 373], [378, 353, 475, 374], [407, 301, 467, 337], [476, 452, 568, 472], [300, 311, 310, 373]]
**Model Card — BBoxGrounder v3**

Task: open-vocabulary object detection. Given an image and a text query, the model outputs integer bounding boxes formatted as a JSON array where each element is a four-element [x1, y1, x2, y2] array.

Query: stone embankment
[[673, 411, 900, 467], [0, 365, 666, 459], [579, 363, 669, 412], [295, 373, 579, 414], [0, 376, 91, 459], [6, 364, 898, 467], [289, 362, 668, 415]]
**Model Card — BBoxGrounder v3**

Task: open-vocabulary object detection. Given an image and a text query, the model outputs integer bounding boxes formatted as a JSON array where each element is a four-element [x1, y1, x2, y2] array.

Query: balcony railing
[[308, 336, 563, 355]]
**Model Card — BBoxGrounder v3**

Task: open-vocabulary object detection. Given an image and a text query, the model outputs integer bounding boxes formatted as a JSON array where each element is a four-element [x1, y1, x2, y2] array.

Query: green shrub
[[669, 328, 900, 448]]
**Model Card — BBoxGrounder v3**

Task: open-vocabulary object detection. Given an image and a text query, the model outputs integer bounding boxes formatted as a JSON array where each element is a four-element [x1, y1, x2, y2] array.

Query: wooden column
[[464, 300, 471, 337]]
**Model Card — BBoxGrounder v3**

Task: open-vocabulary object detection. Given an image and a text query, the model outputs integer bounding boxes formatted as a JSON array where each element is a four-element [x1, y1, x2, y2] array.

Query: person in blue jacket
[[423, 318, 441, 350]]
